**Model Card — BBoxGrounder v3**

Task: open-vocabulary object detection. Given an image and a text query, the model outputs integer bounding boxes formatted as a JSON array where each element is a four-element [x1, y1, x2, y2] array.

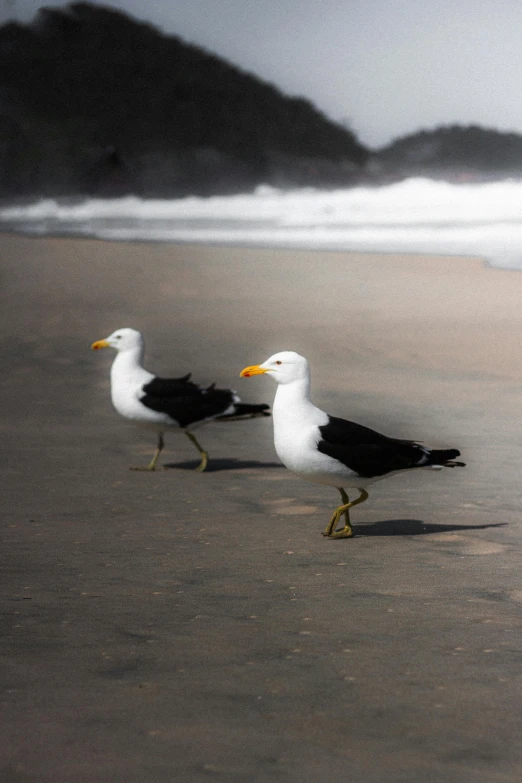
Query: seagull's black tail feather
[[218, 403, 271, 421], [428, 448, 466, 467], [234, 403, 271, 416]]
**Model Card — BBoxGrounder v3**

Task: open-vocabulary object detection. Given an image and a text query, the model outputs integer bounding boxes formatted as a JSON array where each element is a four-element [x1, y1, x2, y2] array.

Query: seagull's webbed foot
[[130, 433, 164, 471], [322, 488, 369, 539], [323, 508, 353, 538], [184, 430, 209, 472], [328, 527, 354, 539]]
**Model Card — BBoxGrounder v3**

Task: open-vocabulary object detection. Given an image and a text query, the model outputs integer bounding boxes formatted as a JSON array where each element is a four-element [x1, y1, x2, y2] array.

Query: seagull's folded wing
[[317, 415, 426, 477], [141, 376, 236, 427]]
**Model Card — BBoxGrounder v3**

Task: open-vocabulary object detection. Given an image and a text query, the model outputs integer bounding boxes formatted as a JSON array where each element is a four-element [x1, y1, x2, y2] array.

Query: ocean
[[2, 176, 522, 270]]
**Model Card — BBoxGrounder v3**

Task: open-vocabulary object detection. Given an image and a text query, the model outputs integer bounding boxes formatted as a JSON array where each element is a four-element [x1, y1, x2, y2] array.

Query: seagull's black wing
[[141, 374, 198, 398], [140, 375, 236, 428], [317, 415, 460, 478]]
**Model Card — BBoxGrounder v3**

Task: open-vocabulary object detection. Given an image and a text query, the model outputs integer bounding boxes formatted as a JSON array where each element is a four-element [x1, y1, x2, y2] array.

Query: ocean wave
[[2, 177, 522, 269]]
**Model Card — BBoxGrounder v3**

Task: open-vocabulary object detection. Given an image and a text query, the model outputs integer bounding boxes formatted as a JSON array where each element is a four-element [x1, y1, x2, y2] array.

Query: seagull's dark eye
[[116, 335, 122, 339], [275, 360, 282, 365]]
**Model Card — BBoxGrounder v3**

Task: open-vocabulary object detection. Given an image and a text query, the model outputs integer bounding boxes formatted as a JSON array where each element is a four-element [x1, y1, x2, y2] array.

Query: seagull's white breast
[[272, 383, 360, 487], [110, 355, 178, 429]]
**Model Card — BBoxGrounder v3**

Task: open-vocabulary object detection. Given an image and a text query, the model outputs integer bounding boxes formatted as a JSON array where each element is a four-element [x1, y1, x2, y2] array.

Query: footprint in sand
[[264, 498, 319, 515], [233, 468, 289, 481], [257, 474, 292, 481], [460, 540, 506, 555], [430, 533, 506, 555]]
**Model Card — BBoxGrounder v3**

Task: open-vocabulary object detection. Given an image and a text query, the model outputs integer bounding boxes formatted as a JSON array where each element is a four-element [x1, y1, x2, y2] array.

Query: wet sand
[[1, 233, 521, 782]]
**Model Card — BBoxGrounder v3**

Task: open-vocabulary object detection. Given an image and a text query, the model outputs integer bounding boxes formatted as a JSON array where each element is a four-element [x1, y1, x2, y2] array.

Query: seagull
[[240, 351, 464, 538], [92, 327, 270, 471]]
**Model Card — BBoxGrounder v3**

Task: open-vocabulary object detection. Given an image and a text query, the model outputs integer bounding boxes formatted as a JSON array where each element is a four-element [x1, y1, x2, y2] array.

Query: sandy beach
[[1, 232, 521, 782]]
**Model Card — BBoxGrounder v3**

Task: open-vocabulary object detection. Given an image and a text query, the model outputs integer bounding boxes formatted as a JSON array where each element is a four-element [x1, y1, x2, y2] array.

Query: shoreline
[[0, 227, 509, 272]]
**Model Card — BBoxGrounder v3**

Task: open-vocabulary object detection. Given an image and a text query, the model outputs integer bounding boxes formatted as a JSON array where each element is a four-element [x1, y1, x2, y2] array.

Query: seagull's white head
[[240, 351, 309, 385], [91, 327, 144, 353]]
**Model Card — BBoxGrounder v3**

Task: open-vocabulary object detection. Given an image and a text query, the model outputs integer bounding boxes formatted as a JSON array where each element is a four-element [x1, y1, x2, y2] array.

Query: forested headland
[[0, 3, 367, 199]]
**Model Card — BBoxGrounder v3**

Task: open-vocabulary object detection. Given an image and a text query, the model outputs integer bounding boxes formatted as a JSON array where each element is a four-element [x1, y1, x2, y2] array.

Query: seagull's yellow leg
[[130, 433, 164, 471], [322, 488, 369, 539], [323, 488, 350, 536], [184, 430, 209, 472]]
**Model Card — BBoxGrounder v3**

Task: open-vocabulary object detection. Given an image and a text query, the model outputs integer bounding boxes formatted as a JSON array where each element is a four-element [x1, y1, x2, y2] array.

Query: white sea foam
[[2, 177, 522, 269]]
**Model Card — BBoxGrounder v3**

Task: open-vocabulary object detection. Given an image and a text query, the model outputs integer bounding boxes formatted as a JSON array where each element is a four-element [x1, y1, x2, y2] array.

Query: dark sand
[[1, 233, 521, 782]]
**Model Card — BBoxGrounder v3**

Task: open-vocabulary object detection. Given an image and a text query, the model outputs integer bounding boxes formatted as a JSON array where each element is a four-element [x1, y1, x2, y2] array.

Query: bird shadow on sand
[[352, 520, 507, 537], [163, 459, 283, 472]]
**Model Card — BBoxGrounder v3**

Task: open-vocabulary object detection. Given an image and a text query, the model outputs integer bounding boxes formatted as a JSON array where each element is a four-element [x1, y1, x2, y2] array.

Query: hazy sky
[[5, 0, 522, 147]]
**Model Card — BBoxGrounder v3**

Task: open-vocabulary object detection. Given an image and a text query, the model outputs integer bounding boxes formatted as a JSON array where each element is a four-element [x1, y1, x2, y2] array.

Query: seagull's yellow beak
[[240, 364, 269, 378], [91, 339, 110, 350]]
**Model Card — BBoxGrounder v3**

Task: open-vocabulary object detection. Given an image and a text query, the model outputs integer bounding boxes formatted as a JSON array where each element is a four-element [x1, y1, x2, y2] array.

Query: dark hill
[[374, 124, 522, 179], [0, 3, 368, 199]]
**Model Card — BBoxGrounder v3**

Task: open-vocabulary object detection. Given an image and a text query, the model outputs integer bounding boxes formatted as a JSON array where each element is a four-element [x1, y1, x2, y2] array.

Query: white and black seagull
[[240, 351, 464, 539], [92, 328, 270, 471]]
